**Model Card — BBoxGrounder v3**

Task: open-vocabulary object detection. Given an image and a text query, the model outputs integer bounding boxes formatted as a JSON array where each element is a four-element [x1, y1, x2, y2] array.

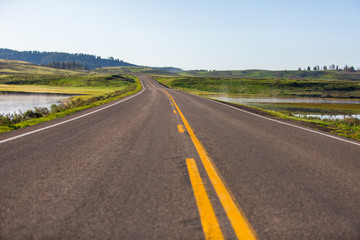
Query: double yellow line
[[146, 78, 257, 239]]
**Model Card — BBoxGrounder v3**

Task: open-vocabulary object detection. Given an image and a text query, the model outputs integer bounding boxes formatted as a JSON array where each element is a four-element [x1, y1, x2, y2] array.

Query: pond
[[293, 114, 360, 120], [210, 96, 360, 120], [0, 93, 75, 115], [211, 97, 360, 105]]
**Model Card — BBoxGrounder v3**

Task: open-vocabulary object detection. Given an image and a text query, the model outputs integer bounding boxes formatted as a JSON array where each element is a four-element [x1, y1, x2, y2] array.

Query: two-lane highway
[[0, 76, 359, 239]]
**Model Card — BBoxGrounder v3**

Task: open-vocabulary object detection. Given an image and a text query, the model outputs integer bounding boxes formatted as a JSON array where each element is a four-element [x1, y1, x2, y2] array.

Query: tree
[[307, 66, 311, 71], [0, 48, 136, 69]]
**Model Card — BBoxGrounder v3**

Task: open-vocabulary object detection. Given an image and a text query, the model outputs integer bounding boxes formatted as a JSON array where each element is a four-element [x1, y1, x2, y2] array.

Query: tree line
[[0, 48, 136, 69], [42, 61, 87, 70], [299, 64, 358, 72]]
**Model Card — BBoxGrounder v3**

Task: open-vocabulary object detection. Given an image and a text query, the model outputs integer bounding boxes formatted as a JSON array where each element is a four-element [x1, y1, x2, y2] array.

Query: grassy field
[[0, 59, 80, 75], [0, 60, 137, 97], [0, 60, 142, 133], [92, 66, 360, 82], [0, 74, 136, 98], [91, 66, 177, 77], [4, 58, 359, 82], [179, 69, 360, 81], [0, 80, 141, 133], [0, 84, 114, 95], [253, 102, 360, 115], [155, 77, 360, 98]]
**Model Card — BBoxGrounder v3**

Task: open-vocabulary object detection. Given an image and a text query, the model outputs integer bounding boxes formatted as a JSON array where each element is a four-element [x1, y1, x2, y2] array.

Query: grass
[[0, 60, 142, 133], [210, 99, 360, 141], [258, 106, 360, 140], [91, 66, 177, 77], [155, 77, 360, 98], [0, 74, 136, 99], [179, 69, 360, 81], [0, 59, 80, 75], [0, 84, 119, 95], [254, 102, 360, 115], [155, 77, 360, 141], [0, 77, 142, 133]]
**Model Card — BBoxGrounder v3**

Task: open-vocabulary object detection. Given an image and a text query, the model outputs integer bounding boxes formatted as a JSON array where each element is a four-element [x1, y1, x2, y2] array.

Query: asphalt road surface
[[0, 76, 359, 239]]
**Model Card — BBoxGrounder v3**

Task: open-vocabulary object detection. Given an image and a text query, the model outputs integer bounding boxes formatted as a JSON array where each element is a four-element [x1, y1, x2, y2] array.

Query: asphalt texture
[[0, 76, 359, 239]]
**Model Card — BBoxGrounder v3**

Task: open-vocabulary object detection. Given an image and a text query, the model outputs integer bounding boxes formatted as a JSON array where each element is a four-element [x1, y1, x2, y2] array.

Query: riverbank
[[211, 98, 360, 141], [0, 93, 81, 115], [0, 76, 142, 133]]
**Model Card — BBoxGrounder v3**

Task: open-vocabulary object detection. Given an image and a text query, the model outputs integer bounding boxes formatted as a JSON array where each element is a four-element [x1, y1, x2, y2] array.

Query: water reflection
[[212, 97, 360, 105], [211, 96, 360, 120], [0, 93, 74, 115], [294, 114, 360, 120]]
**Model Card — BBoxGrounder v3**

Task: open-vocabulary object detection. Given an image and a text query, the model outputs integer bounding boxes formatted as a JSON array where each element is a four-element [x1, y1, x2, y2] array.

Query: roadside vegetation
[[0, 76, 140, 133], [227, 103, 360, 141], [155, 76, 360, 141], [90, 66, 180, 76], [179, 68, 360, 81], [0, 60, 141, 133], [0, 73, 137, 96], [155, 77, 360, 98], [0, 82, 140, 133]]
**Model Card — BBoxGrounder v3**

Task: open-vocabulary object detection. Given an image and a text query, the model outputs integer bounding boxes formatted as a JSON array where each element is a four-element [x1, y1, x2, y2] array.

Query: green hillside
[[0, 59, 80, 76], [91, 66, 179, 76], [0, 60, 141, 133], [0, 60, 137, 96], [0, 48, 136, 69], [92, 66, 360, 82], [180, 69, 360, 81]]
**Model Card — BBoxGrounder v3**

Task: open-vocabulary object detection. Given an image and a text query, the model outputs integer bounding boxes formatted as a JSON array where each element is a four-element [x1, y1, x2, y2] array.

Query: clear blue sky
[[0, 0, 359, 70]]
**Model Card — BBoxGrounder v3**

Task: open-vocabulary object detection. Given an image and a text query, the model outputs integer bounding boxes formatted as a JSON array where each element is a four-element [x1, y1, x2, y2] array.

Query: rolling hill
[[0, 59, 80, 76], [181, 69, 360, 81], [0, 48, 136, 69]]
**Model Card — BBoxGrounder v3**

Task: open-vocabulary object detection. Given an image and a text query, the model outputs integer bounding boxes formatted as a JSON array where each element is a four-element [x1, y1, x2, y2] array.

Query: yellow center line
[[173, 110, 177, 114], [162, 89, 257, 240], [145, 77, 257, 239], [186, 158, 224, 240], [178, 125, 185, 133]]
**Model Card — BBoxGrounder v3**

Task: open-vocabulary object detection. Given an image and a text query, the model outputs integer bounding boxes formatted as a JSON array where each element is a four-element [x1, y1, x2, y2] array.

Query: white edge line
[[0, 78, 145, 145], [170, 88, 360, 147]]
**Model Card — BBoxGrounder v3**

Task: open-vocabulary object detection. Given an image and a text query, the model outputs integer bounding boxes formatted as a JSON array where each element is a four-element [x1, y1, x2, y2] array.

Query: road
[[0, 76, 359, 239]]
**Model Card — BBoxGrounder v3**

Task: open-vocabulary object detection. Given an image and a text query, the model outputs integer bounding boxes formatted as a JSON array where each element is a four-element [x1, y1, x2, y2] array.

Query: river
[[0, 93, 74, 115]]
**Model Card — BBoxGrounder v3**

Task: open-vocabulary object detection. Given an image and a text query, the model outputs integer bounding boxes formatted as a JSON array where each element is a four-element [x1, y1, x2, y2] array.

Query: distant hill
[[152, 66, 183, 72], [181, 69, 360, 81], [91, 66, 183, 76], [0, 59, 80, 75], [0, 48, 136, 69]]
